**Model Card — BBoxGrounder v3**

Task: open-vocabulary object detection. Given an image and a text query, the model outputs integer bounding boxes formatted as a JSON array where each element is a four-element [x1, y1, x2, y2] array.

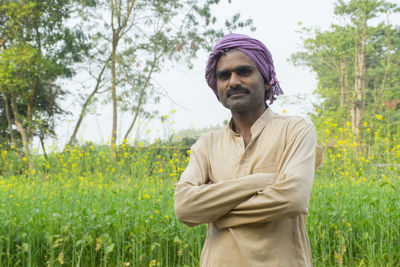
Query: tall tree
[[0, 0, 89, 160], [291, 0, 400, 148], [67, 0, 254, 160]]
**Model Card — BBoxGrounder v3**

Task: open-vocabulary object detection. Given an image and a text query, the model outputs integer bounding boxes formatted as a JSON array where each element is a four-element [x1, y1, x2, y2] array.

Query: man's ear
[[264, 82, 271, 92]]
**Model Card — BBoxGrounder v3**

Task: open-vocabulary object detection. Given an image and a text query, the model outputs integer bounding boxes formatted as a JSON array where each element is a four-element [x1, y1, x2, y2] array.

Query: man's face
[[215, 49, 270, 113]]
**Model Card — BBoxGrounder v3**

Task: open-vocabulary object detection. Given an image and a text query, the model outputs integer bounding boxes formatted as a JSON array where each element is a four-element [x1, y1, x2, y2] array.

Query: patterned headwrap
[[205, 33, 283, 104]]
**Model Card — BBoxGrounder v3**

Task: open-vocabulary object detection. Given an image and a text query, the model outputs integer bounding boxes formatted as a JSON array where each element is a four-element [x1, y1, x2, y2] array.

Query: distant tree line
[[2, 0, 399, 166]]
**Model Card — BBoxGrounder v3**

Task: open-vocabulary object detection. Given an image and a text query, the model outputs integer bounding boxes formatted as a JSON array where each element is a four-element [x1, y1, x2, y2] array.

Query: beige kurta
[[174, 108, 321, 267]]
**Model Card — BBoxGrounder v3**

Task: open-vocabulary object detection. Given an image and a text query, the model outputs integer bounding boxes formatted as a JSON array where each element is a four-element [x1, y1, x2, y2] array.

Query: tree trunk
[[353, 15, 367, 141], [27, 76, 38, 140], [10, 92, 30, 167], [123, 85, 146, 141], [111, 33, 118, 161], [123, 55, 157, 140], [109, 0, 135, 160], [373, 27, 391, 115], [39, 133, 48, 159], [339, 61, 346, 107], [66, 59, 109, 149], [1, 90, 16, 147], [28, 20, 42, 142]]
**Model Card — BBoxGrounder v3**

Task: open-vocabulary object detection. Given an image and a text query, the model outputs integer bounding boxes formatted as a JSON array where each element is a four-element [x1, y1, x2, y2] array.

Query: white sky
[[51, 0, 398, 148]]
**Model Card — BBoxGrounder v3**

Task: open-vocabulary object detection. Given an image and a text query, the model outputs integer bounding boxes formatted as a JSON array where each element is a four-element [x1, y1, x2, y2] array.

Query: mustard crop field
[[0, 135, 399, 266]]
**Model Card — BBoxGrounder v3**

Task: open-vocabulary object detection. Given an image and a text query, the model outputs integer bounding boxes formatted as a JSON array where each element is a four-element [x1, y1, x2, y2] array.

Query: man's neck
[[231, 106, 267, 146]]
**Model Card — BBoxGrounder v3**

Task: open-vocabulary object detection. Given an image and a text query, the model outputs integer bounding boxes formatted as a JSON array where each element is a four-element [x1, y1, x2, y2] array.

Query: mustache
[[226, 86, 250, 97]]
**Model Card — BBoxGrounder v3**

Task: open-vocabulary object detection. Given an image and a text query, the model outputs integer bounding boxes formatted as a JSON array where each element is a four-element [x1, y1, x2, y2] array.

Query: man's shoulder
[[270, 112, 314, 131], [191, 127, 226, 150], [198, 127, 226, 143]]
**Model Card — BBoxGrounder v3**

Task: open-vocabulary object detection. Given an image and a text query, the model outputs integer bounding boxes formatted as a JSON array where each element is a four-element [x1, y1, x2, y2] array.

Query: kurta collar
[[226, 107, 273, 137]]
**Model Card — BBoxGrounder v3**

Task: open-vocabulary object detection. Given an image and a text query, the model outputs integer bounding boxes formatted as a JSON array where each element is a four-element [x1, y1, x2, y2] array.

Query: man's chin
[[224, 101, 250, 112]]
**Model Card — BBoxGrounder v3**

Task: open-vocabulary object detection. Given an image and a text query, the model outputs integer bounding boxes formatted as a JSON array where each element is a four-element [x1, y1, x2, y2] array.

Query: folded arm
[[174, 135, 276, 227], [214, 122, 317, 229]]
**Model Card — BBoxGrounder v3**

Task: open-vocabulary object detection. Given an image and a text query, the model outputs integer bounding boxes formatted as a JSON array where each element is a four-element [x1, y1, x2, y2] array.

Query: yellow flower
[[149, 259, 158, 267]]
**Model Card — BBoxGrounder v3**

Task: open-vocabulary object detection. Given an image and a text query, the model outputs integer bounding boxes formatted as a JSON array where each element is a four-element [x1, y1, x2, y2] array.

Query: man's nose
[[228, 73, 242, 88]]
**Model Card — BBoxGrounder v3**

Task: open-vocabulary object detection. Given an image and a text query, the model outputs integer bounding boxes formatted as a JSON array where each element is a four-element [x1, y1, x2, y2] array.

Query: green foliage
[[291, 0, 400, 151], [0, 0, 89, 147], [0, 44, 36, 92]]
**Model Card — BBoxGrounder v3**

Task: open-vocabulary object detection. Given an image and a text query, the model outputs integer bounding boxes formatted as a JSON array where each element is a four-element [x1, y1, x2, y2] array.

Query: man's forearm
[[213, 171, 314, 229], [174, 173, 276, 226]]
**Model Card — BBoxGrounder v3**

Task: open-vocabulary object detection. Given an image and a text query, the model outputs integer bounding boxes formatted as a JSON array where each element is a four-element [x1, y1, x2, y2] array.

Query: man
[[174, 33, 322, 267]]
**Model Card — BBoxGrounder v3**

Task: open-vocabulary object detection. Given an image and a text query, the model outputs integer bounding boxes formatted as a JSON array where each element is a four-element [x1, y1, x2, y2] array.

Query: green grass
[[0, 144, 399, 266]]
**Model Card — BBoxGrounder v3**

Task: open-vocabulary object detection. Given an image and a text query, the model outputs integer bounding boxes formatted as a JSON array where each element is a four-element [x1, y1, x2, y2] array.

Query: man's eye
[[218, 73, 231, 80], [237, 69, 251, 76]]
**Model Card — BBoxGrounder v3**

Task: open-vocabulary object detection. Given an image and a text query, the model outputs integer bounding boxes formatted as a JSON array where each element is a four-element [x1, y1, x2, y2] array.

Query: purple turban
[[205, 33, 283, 104]]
